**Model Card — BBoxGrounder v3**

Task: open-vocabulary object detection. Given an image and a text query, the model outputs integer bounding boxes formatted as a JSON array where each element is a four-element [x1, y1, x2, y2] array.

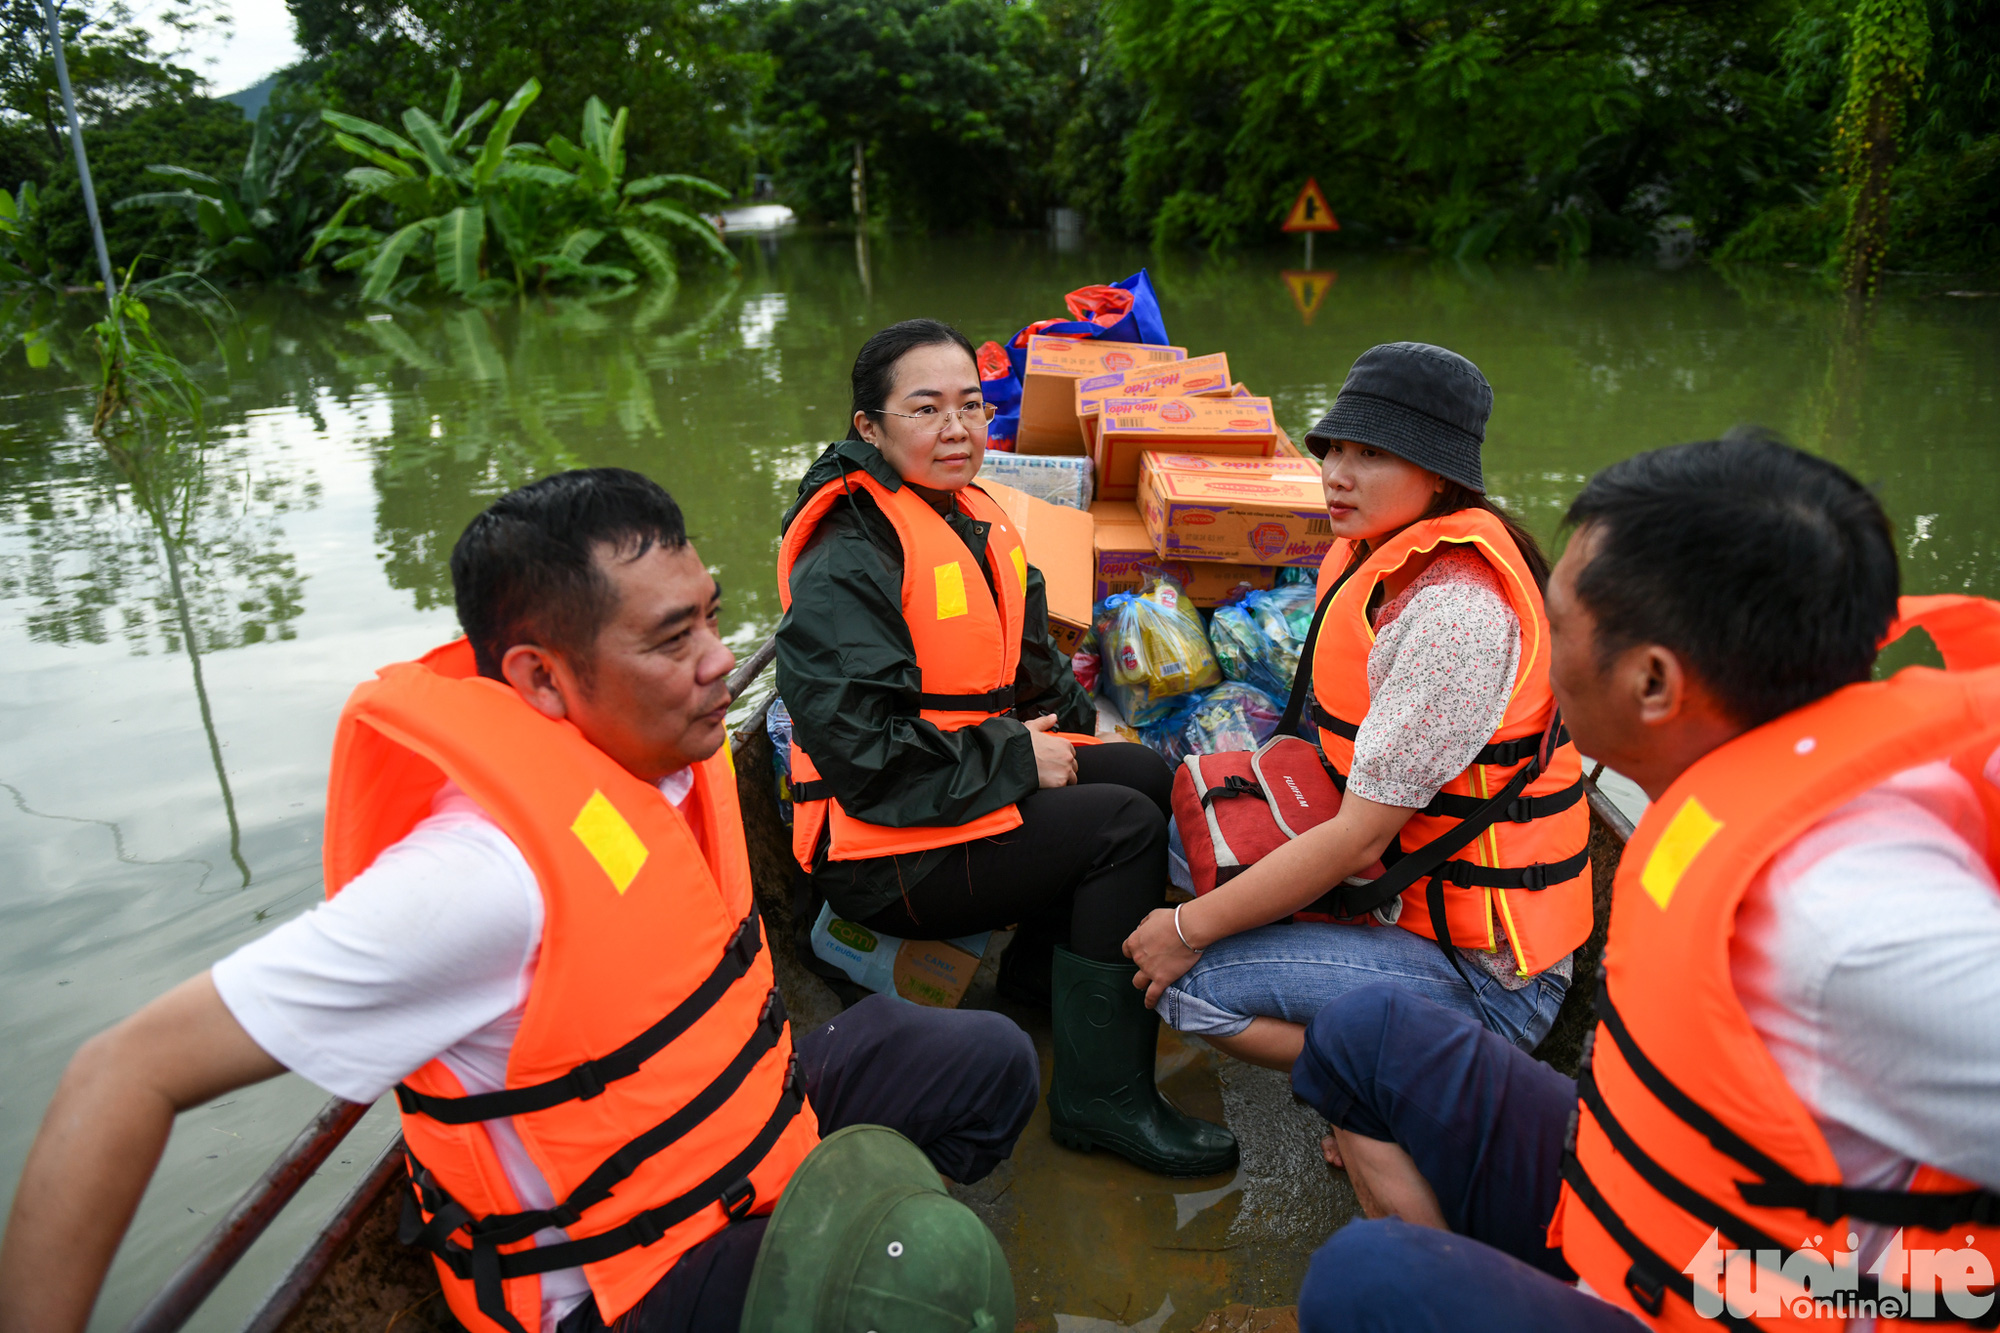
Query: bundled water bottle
[[765, 697, 795, 825]]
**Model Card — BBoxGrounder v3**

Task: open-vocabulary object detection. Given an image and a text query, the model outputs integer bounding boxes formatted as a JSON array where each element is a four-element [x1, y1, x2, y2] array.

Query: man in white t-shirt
[[1281, 435, 2000, 1331], [0, 469, 1039, 1333]]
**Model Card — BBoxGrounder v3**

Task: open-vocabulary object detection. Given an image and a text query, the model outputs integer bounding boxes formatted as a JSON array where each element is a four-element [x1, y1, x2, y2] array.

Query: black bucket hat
[[1302, 342, 1491, 493]]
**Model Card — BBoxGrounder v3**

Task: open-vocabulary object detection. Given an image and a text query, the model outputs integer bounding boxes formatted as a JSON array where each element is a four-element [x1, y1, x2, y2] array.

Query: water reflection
[[0, 237, 1996, 1330]]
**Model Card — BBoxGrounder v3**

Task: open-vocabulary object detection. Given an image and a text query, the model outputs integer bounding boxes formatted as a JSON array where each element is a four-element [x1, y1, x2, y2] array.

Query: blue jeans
[[1290, 984, 1640, 1332], [1157, 919, 1568, 1051]]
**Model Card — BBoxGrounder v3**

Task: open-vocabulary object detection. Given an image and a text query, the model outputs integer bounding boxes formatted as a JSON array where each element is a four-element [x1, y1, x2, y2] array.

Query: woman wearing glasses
[[775, 319, 1236, 1178]]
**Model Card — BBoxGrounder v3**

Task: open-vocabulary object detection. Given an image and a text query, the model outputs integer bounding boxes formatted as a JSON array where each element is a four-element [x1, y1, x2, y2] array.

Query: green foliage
[[1834, 0, 1931, 288], [311, 73, 733, 303], [758, 0, 1076, 228], [0, 179, 55, 287], [1710, 0, 1994, 277], [289, 0, 767, 189], [114, 94, 340, 282], [1050, 0, 1822, 259], [0, 3, 251, 281]]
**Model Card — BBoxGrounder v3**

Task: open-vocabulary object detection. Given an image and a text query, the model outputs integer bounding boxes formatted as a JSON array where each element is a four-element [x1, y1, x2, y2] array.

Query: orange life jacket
[[322, 639, 819, 1333], [1309, 509, 1592, 975], [777, 470, 1030, 868], [1551, 595, 2000, 1330]]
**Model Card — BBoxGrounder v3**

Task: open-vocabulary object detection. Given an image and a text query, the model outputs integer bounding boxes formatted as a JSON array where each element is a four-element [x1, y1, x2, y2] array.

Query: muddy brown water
[[2, 233, 1995, 1329]]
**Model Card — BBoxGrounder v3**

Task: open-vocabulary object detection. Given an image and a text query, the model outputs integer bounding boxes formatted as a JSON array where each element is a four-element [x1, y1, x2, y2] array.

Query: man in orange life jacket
[[1286, 435, 2000, 1331], [0, 469, 1040, 1333]]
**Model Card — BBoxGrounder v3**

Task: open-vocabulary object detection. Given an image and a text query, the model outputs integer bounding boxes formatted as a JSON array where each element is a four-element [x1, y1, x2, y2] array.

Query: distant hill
[[222, 73, 280, 119]]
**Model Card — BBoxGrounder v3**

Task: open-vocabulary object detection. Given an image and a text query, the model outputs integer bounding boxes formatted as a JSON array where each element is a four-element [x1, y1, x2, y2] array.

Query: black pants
[[555, 995, 1039, 1333], [860, 741, 1173, 962]]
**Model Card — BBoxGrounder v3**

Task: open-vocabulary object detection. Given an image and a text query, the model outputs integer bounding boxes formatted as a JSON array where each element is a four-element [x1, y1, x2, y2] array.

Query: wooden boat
[[124, 637, 1635, 1333]]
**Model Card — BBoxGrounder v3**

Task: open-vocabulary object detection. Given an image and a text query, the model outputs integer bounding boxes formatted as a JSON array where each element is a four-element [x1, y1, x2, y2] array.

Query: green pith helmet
[[739, 1124, 1014, 1333]]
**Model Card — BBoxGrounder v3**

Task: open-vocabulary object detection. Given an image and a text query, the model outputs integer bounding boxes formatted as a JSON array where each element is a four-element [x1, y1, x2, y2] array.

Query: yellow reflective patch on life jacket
[[1639, 796, 1723, 911], [571, 790, 650, 894], [1011, 546, 1027, 592], [934, 562, 968, 620]]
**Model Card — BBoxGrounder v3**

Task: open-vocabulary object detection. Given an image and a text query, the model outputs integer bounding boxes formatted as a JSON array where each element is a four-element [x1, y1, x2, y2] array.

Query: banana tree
[[0, 182, 58, 287], [310, 73, 735, 304], [116, 103, 332, 282], [537, 95, 733, 287]]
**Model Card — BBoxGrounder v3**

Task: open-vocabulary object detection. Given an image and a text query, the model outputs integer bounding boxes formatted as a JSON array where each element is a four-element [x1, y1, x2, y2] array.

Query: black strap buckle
[[1802, 1184, 1845, 1224], [1201, 774, 1261, 808], [1625, 1261, 1668, 1316], [568, 1060, 606, 1101], [1505, 796, 1533, 824], [629, 1209, 666, 1247], [759, 988, 785, 1033], [730, 913, 760, 965], [1521, 862, 1550, 891], [721, 1177, 758, 1222]]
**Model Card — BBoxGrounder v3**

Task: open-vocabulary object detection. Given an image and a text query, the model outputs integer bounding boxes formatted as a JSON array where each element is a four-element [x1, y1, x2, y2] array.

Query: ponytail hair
[[1423, 483, 1552, 591]]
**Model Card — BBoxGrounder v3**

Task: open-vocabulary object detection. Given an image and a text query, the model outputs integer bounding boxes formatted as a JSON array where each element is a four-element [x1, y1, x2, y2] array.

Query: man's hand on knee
[[1329, 1126, 1447, 1231]]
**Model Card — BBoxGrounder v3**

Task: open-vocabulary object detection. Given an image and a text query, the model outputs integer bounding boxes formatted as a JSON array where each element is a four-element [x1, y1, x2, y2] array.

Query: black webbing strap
[[407, 1053, 807, 1333], [917, 685, 1016, 713], [1312, 700, 1571, 767], [1274, 551, 1364, 740], [1320, 765, 1584, 830], [1405, 778, 1584, 823], [1739, 1178, 2000, 1231], [449, 988, 790, 1248], [1310, 702, 1358, 741], [394, 908, 766, 1125], [1568, 1012, 1999, 1327], [1559, 1148, 1759, 1331], [1471, 724, 1572, 766], [1200, 774, 1263, 809], [1299, 710, 1582, 921], [787, 685, 1018, 806], [1596, 986, 2000, 1237]]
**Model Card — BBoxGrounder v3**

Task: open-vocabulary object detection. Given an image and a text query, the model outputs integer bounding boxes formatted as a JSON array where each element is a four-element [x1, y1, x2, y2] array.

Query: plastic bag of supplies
[[1182, 682, 1282, 756], [1209, 583, 1317, 699]]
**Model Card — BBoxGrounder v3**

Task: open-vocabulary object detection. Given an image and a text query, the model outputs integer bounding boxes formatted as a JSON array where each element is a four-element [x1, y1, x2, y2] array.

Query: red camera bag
[[1173, 736, 1390, 925], [1169, 575, 1388, 922]]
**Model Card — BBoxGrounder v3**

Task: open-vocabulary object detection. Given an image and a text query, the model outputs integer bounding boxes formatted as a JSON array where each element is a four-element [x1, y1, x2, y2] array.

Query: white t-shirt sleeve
[[212, 789, 543, 1104], [1733, 760, 2000, 1194]]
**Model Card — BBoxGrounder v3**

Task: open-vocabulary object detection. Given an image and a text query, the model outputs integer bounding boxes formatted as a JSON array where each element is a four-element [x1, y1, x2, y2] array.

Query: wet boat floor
[[774, 935, 1356, 1331]]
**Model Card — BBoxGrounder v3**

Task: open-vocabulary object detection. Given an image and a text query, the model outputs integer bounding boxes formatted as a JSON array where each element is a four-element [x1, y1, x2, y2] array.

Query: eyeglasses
[[875, 403, 993, 435]]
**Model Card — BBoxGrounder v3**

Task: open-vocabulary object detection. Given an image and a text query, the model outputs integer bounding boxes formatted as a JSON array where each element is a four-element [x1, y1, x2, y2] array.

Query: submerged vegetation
[[308, 74, 733, 303], [0, 0, 1994, 315]]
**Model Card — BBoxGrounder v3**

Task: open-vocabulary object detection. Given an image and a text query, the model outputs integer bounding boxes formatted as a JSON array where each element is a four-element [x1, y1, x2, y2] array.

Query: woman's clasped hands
[[1124, 904, 1201, 1008], [1024, 714, 1078, 789]]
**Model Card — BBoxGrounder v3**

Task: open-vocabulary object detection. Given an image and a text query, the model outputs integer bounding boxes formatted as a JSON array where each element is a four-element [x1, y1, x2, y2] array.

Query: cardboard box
[[1017, 335, 1186, 456], [814, 913, 987, 1007], [978, 451, 1092, 510], [982, 478, 1097, 654], [1137, 453, 1333, 567], [1093, 396, 1280, 501], [1077, 353, 1234, 451], [1090, 501, 1278, 606]]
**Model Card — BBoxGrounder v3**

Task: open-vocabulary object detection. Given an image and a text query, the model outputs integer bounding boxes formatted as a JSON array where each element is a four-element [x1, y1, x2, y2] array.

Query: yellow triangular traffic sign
[[1282, 179, 1340, 233], [1282, 269, 1337, 323]]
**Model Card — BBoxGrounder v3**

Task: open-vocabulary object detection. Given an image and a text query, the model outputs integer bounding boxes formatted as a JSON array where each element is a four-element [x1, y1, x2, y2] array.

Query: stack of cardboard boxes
[[1000, 333, 1333, 619]]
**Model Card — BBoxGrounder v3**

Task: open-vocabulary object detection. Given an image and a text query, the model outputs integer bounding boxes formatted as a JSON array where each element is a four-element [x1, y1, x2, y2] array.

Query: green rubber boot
[[1046, 946, 1240, 1177]]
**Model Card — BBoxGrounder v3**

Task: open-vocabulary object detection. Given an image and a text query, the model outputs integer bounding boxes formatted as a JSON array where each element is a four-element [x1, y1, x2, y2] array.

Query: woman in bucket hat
[[1124, 342, 1593, 1069]]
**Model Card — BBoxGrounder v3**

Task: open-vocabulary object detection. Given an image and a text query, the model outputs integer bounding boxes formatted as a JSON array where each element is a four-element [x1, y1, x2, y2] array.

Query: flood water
[[2, 232, 1996, 1329]]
